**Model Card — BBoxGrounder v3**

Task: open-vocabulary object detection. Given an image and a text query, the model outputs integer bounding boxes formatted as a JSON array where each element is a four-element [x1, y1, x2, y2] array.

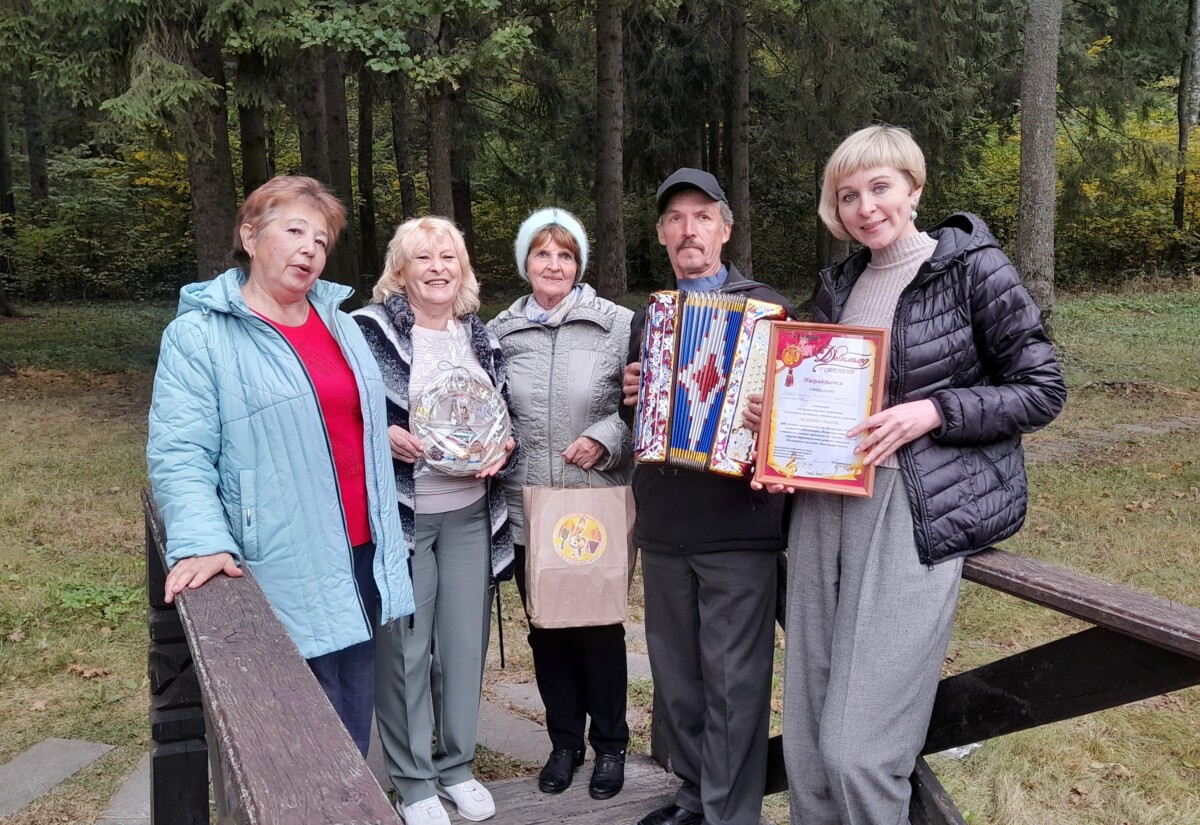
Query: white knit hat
[[514, 208, 589, 283]]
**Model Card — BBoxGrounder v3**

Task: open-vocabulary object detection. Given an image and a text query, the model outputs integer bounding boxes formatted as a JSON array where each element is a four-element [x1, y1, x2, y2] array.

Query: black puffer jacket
[[623, 265, 797, 554], [812, 213, 1066, 564]]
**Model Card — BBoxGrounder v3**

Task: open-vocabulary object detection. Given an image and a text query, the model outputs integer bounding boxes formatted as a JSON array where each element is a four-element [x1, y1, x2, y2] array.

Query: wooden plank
[[923, 626, 1200, 755], [484, 755, 773, 824], [143, 492, 400, 824], [963, 548, 1200, 660], [150, 739, 208, 825], [909, 757, 967, 825]]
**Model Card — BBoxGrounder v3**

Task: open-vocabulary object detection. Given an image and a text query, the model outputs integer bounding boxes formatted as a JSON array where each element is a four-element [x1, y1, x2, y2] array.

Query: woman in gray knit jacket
[[487, 208, 634, 802]]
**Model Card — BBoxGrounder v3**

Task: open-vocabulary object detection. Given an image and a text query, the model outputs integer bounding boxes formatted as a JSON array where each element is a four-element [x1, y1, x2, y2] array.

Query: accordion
[[634, 290, 787, 477]]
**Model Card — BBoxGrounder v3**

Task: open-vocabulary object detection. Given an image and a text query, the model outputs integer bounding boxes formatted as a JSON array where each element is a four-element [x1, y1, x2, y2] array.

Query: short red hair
[[232, 176, 348, 268]]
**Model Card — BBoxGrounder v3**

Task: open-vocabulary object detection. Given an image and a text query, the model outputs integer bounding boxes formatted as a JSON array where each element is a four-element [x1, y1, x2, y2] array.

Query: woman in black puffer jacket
[[764, 125, 1066, 825]]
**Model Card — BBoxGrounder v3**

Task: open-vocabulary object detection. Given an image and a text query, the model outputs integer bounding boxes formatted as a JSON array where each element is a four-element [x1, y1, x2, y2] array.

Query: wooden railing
[[144, 490, 402, 824], [752, 549, 1200, 823], [145, 486, 1200, 824]]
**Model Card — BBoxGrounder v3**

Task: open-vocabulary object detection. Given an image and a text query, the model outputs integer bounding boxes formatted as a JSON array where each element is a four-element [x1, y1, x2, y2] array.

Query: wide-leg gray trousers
[[375, 494, 492, 805], [783, 468, 963, 825]]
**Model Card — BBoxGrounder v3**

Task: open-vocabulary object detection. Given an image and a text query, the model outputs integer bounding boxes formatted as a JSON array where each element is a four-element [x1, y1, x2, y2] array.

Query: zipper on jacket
[[546, 326, 559, 487], [244, 308, 373, 636]]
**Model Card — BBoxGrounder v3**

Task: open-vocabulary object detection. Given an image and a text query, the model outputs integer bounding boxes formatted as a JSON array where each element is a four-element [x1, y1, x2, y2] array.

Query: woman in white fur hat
[[487, 208, 634, 801]]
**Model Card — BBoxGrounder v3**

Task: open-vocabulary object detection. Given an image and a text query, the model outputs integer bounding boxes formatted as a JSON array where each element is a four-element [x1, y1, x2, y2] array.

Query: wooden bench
[[145, 488, 1200, 823]]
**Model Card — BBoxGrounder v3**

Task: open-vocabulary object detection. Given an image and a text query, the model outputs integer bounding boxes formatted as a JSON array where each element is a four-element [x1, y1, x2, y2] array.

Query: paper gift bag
[[522, 485, 636, 629]]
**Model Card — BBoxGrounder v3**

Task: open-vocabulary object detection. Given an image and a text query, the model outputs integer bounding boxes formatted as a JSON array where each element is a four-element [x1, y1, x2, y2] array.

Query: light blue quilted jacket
[[147, 267, 415, 659]]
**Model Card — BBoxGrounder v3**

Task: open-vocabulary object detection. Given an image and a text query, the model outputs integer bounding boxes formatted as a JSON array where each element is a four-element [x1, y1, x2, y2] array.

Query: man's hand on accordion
[[622, 361, 642, 407]]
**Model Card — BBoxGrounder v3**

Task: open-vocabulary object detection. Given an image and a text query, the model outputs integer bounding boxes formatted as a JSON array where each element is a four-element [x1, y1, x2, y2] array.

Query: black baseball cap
[[655, 168, 728, 214]]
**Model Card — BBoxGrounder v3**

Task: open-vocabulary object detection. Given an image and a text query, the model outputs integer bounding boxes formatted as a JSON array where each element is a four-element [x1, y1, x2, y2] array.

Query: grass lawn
[[1, 289, 1198, 824]]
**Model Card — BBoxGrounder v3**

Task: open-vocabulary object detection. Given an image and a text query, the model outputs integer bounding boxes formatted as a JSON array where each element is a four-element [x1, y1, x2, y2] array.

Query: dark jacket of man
[[622, 264, 796, 554]]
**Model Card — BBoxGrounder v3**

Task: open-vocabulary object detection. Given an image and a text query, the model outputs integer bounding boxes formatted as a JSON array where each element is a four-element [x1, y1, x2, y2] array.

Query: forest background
[[0, 0, 1198, 317]]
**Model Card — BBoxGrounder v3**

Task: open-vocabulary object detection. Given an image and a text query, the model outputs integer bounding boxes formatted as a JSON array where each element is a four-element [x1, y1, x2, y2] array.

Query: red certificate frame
[[753, 322, 889, 496]]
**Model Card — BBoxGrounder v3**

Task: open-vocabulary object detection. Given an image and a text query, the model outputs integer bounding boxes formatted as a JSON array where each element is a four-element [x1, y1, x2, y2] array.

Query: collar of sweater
[[866, 232, 936, 270]]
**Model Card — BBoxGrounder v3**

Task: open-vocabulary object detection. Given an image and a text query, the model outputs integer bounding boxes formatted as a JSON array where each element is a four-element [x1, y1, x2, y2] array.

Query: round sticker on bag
[[552, 513, 607, 565]]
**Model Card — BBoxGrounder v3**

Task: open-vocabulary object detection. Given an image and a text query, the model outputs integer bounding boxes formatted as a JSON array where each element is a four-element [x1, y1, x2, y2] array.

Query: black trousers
[[513, 543, 630, 756]]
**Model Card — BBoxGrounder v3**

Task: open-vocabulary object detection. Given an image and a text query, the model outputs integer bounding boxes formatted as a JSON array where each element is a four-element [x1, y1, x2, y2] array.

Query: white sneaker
[[437, 779, 496, 821], [400, 796, 451, 825]]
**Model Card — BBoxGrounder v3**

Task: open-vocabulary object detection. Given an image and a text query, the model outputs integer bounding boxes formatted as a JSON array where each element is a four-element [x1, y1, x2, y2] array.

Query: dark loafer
[[636, 803, 704, 825], [588, 751, 626, 800], [538, 748, 585, 794]]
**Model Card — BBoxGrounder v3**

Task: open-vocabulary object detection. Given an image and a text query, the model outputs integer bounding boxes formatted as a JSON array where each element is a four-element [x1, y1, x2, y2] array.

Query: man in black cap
[[620, 169, 794, 825]]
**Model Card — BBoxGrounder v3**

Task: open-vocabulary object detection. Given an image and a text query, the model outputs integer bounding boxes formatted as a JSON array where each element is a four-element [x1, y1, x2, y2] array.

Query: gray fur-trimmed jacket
[[812, 213, 1067, 565], [487, 284, 634, 545], [353, 293, 518, 580]]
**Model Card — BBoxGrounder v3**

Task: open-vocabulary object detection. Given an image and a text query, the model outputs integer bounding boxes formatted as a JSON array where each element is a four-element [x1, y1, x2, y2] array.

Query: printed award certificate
[[753, 322, 889, 496]]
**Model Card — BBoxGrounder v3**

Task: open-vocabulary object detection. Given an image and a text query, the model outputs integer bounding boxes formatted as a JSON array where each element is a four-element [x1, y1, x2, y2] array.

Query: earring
[[910, 207, 918, 222]]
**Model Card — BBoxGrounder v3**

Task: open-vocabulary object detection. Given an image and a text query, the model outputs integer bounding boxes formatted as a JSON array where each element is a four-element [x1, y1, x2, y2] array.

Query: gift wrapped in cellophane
[[411, 364, 511, 478]]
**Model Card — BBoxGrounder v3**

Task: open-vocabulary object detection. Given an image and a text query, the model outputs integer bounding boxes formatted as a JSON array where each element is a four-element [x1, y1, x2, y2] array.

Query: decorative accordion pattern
[[634, 290, 787, 477]]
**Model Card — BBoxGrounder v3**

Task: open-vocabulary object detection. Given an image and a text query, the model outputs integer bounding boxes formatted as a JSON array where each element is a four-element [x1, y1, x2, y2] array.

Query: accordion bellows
[[634, 290, 787, 477]]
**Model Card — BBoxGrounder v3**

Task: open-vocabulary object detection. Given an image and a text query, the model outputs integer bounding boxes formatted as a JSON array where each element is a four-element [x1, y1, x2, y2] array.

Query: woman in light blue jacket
[[146, 176, 414, 756]]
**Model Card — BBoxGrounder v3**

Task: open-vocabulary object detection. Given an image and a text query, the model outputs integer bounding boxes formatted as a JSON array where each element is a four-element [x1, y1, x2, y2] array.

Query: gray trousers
[[375, 494, 492, 804], [783, 468, 963, 825], [643, 548, 778, 825]]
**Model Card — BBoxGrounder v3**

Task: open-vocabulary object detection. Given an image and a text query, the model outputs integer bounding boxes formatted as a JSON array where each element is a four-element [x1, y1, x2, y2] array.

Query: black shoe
[[636, 803, 704, 825], [538, 748, 585, 794], [588, 751, 626, 800]]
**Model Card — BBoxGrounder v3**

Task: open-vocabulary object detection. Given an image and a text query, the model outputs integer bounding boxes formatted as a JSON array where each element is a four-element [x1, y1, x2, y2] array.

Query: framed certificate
[[753, 322, 889, 496]]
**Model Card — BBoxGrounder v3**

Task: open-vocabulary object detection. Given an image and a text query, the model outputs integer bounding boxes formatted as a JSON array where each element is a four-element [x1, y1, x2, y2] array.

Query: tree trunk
[[237, 52, 270, 197], [186, 36, 239, 280], [323, 50, 359, 291], [451, 145, 475, 256], [728, 0, 752, 277], [20, 72, 47, 208], [292, 50, 330, 184], [595, 0, 627, 300], [0, 87, 15, 311], [0, 87, 15, 220], [358, 65, 379, 281], [426, 83, 454, 217], [706, 119, 720, 175], [390, 73, 418, 218], [1016, 0, 1062, 337], [1173, 0, 1200, 265]]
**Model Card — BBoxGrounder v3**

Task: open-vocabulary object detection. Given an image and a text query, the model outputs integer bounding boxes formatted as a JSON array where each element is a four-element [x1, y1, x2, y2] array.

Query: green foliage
[[55, 580, 143, 623], [0, 149, 195, 302]]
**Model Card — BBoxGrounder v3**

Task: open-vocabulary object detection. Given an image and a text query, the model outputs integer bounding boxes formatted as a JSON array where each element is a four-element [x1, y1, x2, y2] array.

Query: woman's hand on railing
[[164, 552, 242, 604]]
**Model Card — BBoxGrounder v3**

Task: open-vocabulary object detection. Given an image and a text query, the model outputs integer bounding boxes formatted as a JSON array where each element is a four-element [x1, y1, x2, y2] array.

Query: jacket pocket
[[239, 469, 259, 560]]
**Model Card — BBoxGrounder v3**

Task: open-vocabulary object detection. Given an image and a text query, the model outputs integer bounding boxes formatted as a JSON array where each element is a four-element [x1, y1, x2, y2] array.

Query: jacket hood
[[176, 267, 354, 318]]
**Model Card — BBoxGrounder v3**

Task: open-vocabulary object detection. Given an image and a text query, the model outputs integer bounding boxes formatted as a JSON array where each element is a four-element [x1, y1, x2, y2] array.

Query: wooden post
[[145, 491, 210, 825]]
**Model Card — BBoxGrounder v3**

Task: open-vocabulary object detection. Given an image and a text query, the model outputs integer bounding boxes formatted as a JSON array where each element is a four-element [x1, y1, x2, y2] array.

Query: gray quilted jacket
[[812, 213, 1067, 564], [488, 284, 634, 544]]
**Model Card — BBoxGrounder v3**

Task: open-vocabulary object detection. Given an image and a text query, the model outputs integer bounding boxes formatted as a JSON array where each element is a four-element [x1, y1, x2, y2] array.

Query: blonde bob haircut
[[371, 216, 481, 318], [818, 125, 927, 242]]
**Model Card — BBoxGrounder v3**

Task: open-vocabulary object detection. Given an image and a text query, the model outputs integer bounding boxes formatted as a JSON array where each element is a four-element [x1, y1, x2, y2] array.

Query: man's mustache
[[676, 240, 704, 252]]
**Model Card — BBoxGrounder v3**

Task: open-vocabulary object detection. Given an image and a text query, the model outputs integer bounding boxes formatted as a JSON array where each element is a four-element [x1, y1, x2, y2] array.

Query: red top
[[259, 306, 372, 546]]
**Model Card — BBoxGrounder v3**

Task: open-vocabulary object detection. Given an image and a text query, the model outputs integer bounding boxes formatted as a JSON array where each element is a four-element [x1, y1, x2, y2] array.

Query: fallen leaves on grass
[[1091, 761, 1133, 779], [8, 626, 25, 642], [66, 663, 110, 679], [30, 700, 47, 711]]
